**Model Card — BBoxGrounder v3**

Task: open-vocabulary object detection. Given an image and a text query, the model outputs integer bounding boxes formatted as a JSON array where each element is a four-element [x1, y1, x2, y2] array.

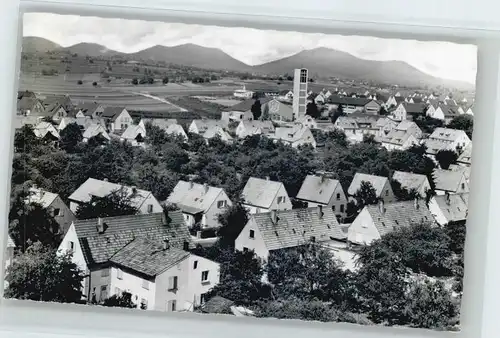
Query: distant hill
[[253, 47, 473, 90], [21, 37, 473, 90], [130, 43, 251, 71], [22, 36, 61, 54]]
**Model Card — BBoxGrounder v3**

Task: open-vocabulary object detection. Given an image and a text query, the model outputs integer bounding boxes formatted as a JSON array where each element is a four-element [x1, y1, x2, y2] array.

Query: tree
[[5, 241, 85, 303], [162, 76, 169, 84], [59, 123, 83, 153], [447, 115, 473, 139], [331, 104, 344, 123], [306, 102, 320, 118], [353, 181, 379, 210], [92, 81, 98, 86], [251, 99, 262, 120], [14, 125, 41, 153], [435, 149, 458, 169], [75, 187, 138, 219], [77, 80, 83, 85], [390, 179, 421, 201], [102, 291, 137, 308], [132, 78, 138, 85], [216, 203, 249, 248]]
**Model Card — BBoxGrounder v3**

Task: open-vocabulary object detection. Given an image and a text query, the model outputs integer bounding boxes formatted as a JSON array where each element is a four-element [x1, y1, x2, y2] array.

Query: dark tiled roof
[[327, 95, 372, 106], [365, 200, 435, 238], [76, 102, 101, 116], [75, 211, 193, 266], [252, 207, 345, 251], [433, 169, 467, 192], [224, 97, 272, 112], [392, 171, 429, 193], [102, 106, 126, 120], [458, 143, 472, 164], [432, 193, 468, 223], [402, 102, 426, 114], [110, 237, 190, 277]]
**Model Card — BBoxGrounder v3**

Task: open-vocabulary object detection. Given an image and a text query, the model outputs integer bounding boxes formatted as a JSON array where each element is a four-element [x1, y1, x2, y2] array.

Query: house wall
[[393, 104, 407, 121], [429, 107, 445, 120], [49, 196, 76, 235], [188, 121, 200, 134], [364, 101, 381, 114], [57, 223, 88, 297], [291, 129, 317, 149], [138, 194, 163, 214], [234, 218, 270, 261], [203, 190, 233, 228], [154, 255, 220, 312], [166, 125, 188, 141], [221, 110, 253, 124], [428, 197, 448, 226], [51, 107, 67, 121], [244, 184, 292, 215], [111, 110, 132, 131], [92, 106, 105, 119], [263, 100, 294, 122], [381, 181, 396, 203], [5, 246, 14, 272], [347, 208, 380, 245], [107, 266, 156, 309]]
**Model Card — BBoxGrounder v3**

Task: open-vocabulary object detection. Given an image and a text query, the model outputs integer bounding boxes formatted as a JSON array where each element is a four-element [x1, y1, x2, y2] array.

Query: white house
[[165, 124, 188, 142], [267, 125, 316, 148], [235, 120, 275, 139], [68, 178, 163, 215], [347, 173, 396, 203], [82, 123, 111, 143], [166, 181, 232, 230], [296, 175, 348, 219], [233, 85, 254, 99], [424, 128, 471, 156], [33, 122, 60, 140], [202, 125, 233, 143], [101, 107, 132, 132], [380, 129, 419, 151], [241, 177, 292, 214], [428, 193, 469, 226], [392, 102, 426, 121], [120, 122, 147, 146], [347, 199, 435, 245], [295, 115, 318, 129], [25, 187, 76, 235], [457, 143, 472, 167], [391, 171, 431, 198], [188, 120, 226, 135], [432, 169, 469, 195], [57, 211, 219, 311], [234, 206, 345, 262]]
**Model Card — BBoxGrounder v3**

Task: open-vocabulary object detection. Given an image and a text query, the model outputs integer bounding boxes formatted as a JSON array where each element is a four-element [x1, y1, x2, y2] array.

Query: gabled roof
[[429, 127, 468, 142], [17, 96, 43, 113], [327, 95, 373, 106], [7, 234, 15, 248], [438, 104, 460, 117], [109, 237, 190, 277], [143, 118, 178, 130], [364, 200, 434, 238], [121, 124, 146, 141], [83, 123, 110, 141], [296, 175, 343, 205], [224, 97, 272, 112], [401, 102, 426, 114], [102, 106, 126, 120], [167, 181, 226, 214], [191, 119, 225, 133], [165, 124, 187, 139], [203, 125, 232, 141], [433, 169, 467, 192], [423, 139, 451, 155], [268, 125, 314, 144], [395, 120, 420, 133], [25, 187, 59, 208], [251, 207, 345, 251], [458, 143, 472, 164], [74, 211, 193, 266], [75, 102, 101, 116], [240, 120, 275, 134], [69, 178, 155, 210], [392, 171, 429, 193], [432, 193, 469, 223], [348, 173, 389, 197], [34, 122, 60, 139], [379, 129, 414, 146], [242, 177, 285, 209]]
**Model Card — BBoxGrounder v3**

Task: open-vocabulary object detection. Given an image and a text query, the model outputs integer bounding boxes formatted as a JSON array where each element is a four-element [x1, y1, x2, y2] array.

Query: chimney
[[96, 218, 105, 234], [270, 210, 278, 224], [131, 186, 137, 195], [445, 192, 451, 205], [203, 183, 209, 194], [317, 205, 324, 219], [378, 200, 385, 214], [414, 197, 420, 210], [163, 238, 170, 250], [161, 210, 168, 225]]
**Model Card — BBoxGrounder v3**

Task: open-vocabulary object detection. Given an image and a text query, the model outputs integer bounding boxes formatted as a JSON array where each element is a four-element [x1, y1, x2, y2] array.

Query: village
[[6, 64, 473, 330]]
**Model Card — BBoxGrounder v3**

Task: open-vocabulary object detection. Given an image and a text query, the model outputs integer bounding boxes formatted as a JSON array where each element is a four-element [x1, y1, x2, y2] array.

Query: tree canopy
[[75, 187, 138, 219]]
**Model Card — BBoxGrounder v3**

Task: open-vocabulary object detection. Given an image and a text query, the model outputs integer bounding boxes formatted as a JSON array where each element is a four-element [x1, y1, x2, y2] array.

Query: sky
[[24, 13, 477, 84]]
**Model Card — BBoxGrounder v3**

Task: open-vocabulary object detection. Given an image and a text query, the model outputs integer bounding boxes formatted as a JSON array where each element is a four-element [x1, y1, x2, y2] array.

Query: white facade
[[57, 223, 88, 296], [233, 86, 254, 99], [235, 217, 271, 261], [110, 109, 132, 132], [346, 208, 381, 245], [292, 68, 308, 120], [242, 182, 292, 214], [381, 134, 418, 151]]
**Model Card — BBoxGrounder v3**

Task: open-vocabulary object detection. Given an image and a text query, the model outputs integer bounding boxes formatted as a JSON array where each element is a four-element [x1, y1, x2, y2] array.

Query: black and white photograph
[[4, 12, 476, 331]]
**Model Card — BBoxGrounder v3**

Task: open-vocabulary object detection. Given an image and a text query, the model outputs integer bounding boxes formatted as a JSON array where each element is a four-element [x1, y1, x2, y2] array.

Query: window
[[249, 230, 255, 239], [461, 183, 466, 189], [101, 269, 109, 277], [332, 205, 336, 211], [168, 300, 177, 312], [53, 208, 60, 216], [200, 293, 207, 304], [193, 261, 198, 270], [68, 241, 75, 252], [147, 204, 153, 213], [168, 276, 178, 290], [385, 190, 389, 196], [100, 285, 108, 300], [340, 204, 345, 213], [117, 269, 123, 280], [277, 196, 285, 204], [336, 193, 341, 200], [201, 270, 209, 283], [217, 200, 227, 208]]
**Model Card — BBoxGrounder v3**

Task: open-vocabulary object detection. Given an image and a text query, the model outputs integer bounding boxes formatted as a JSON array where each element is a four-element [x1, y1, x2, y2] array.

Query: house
[[334, 113, 381, 143], [448, 164, 471, 183], [262, 98, 294, 122], [428, 193, 469, 226], [45, 103, 68, 122], [58, 211, 219, 311], [25, 186, 76, 234], [296, 175, 348, 219], [465, 105, 474, 116], [101, 107, 132, 132], [17, 96, 45, 116], [347, 173, 396, 203], [241, 177, 292, 214], [82, 123, 111, 143], [166, 181, 232, 230], [267, 125, 316, 148], [277, 90, 293, 102], [5, 234, 15, 272], [33, 122, 60, 140], [314, 120, 336, 133], [120, 122, 147, 146], [375, 117, 398, 137], [68, 178, 163, 215], [391, 171, 431, 197], [165, 124, 188, 142], [427, 105, 461, 123], [202, 125, 233, 143], [347, 199, 435, 245], [424, 128, 471, 155], [188, 120, 226, 135], [457, 143, 472, 166], [392, 102, 426, 121], [432, 169, 469, 195], [235, 120, 275, 139], [327, 96, 381, 114], [385, 95, 406, 108], [295, 115, 318, 129], [393, 120, 423, 139], [222, 98, 267, 122], [233, 85, 254, 99], [379, 121, 422, 151], [41, 95, 74, 113], [234, 206, 345, 261], [74, 102, 105, 118]]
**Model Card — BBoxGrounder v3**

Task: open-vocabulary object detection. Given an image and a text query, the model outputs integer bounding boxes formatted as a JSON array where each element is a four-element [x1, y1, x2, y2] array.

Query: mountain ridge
[[21, 36, 473, 90]]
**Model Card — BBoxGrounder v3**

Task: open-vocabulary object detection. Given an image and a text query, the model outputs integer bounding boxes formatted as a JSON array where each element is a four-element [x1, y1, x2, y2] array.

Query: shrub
[[77, 80, 83, 85]]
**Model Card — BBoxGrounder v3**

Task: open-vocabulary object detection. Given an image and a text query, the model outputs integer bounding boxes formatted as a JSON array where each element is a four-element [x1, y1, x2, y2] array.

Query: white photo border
[[1, 1, 499, 338]]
